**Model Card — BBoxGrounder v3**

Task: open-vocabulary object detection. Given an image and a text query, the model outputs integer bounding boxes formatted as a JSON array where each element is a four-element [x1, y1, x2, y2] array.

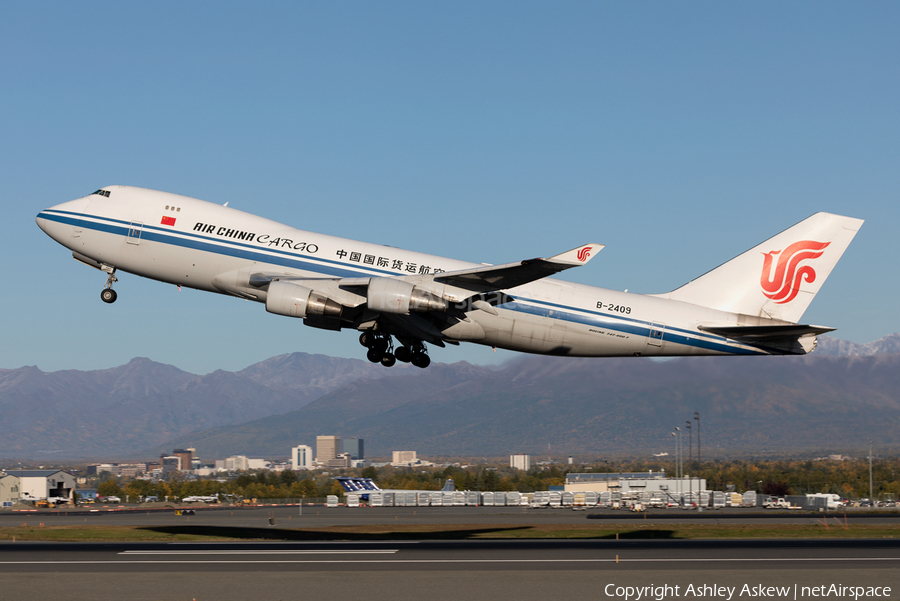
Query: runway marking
[[2, 557, 898, 565], [119, 550, 399, 555]]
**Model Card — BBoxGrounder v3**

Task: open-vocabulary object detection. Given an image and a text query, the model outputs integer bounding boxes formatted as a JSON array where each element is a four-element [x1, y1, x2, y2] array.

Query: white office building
[[510, 454, 531, 470], [292, 445, 314, 470]]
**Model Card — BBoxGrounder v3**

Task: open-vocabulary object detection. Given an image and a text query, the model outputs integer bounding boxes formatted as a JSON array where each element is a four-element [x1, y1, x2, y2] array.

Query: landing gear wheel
[[373, 338, 389, 353], [380, 353, 396, 367], [359, 332, 374, 348], [100, 288, 118, 304], [366, 348, 382, 363], [394, 346, 411, 363], [411, 353, 431, 369]]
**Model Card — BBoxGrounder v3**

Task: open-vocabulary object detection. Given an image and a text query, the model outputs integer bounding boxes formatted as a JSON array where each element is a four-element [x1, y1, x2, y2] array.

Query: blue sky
[[3, 2, 898, 374]]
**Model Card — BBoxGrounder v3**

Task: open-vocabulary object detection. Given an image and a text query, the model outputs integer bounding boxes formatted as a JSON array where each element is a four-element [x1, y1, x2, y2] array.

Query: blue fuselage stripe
[[40, 210, 761, 355]]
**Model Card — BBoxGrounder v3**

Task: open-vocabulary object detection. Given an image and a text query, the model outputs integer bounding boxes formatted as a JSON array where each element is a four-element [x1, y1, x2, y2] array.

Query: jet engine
[[366, 278, 448, 314], [265, 280, 343, 319]]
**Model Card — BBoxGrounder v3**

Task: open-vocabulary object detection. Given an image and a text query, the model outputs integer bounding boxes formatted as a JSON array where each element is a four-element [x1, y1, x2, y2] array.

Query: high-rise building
[[510, 454, 531, 470], [292, 445, 314, 470], [342, 437, 364, 460], [316, 435, 341, 464], [161, 456, 180, 474], [173, 448, 193, 471]]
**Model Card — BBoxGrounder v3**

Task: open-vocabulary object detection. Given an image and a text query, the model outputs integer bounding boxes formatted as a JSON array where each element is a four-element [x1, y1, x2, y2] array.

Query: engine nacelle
[[265, 280, 343, 319], [367, 278, 448, 314]]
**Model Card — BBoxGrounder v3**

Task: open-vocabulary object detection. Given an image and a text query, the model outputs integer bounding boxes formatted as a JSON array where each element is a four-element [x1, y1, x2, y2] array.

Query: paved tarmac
[[1, 505, 898, 600]]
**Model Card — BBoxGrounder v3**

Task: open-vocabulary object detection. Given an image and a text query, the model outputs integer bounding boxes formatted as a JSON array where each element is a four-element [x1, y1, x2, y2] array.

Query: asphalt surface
[[2, 505, 898, 600]]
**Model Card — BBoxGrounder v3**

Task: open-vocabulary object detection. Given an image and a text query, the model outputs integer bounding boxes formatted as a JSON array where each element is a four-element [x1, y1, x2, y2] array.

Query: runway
[[1, 506, 898, 600]]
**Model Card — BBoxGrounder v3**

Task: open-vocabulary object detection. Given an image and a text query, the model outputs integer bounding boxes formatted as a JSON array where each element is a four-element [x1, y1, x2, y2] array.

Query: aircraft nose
[[36, 196, 92, 241]]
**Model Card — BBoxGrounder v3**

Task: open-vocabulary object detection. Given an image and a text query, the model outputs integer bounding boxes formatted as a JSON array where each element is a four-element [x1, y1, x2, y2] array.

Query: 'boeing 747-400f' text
[[37, 186, 862, 368]]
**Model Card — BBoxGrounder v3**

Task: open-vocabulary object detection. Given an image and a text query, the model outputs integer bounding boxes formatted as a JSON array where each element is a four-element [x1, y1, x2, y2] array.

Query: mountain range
[[1, 334, 898, 460]]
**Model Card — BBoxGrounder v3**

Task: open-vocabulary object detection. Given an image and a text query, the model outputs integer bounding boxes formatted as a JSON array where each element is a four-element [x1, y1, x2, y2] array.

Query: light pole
[[674, 427, 682, 498], [686, 421, 692, 507], [869, 439, 874, 503], [694, 412, 701, 469], [686, 421, 692, 469]]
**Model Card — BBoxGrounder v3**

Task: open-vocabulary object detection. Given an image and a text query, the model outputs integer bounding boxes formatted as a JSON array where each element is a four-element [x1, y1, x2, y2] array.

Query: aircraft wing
[[434, 243, 603, 292]]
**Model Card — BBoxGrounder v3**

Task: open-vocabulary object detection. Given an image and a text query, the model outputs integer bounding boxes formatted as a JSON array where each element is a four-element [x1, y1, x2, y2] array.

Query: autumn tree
[[97, 479, 123, 498]]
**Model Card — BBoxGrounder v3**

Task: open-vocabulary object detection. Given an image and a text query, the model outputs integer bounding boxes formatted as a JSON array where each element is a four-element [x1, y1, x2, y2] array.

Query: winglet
[[548, 244, 604, 266]]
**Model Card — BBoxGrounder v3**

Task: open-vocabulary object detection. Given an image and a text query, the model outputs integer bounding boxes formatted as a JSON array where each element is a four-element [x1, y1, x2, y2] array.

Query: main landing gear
[[100, 266, 118, 304], [359, 331, 431, 368]]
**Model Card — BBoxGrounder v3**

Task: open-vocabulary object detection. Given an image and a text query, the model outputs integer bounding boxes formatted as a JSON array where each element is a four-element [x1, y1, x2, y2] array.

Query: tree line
[[91, 456, 900, 502]]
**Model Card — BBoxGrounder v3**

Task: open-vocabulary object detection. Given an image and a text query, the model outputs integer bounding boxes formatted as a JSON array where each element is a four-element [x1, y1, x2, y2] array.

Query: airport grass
[[1, 522, 899, 541]]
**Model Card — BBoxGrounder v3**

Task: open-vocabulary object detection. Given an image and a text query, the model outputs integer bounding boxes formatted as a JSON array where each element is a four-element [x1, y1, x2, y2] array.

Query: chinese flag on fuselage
[[161, 216, 176, 226]]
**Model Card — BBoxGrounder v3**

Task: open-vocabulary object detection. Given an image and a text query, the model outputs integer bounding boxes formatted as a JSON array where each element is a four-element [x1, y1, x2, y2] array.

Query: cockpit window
[[91, 189, 111, 197]]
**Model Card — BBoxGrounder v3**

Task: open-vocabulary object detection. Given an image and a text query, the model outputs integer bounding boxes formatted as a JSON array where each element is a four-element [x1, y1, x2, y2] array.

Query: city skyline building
[[292, 445, 314, 470], [342, 437, 364, 460], [510, 453, 531, 470], [316, 435, 341, 464]]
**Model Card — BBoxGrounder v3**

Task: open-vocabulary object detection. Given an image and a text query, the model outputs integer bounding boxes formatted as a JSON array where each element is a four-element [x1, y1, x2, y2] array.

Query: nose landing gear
[[100, 266, 118, 304]]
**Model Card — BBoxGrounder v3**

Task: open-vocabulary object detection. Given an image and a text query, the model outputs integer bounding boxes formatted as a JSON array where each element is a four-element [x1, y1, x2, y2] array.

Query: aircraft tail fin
[[441, 478, 456, 492], [660, 212, 863, 323]]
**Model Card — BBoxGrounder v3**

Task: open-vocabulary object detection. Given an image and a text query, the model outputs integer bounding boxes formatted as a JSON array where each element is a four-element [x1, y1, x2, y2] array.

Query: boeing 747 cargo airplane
[[36, 186, 862, 368]]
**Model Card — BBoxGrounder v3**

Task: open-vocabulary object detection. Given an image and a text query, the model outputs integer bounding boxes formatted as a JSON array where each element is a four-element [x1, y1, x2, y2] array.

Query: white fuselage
[[36, 186, 774, 359]]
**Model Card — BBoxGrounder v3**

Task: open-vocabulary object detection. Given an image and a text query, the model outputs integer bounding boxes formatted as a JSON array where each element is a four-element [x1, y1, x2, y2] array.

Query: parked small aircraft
[[37, 186, 862, 368]]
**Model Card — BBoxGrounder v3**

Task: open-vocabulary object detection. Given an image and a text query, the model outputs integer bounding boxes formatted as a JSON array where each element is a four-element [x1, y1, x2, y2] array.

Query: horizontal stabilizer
[[698, 324, 835, 341], [435, 243, 603, 292]]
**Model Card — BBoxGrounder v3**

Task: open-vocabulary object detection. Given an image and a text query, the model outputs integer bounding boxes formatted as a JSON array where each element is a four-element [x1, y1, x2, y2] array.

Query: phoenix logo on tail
[[760, 240, 831, 304], [576, 246, 592, 262]]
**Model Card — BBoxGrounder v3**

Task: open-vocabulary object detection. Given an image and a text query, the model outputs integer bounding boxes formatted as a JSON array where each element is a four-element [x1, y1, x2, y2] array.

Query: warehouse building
[[3, 470, 77, 502], [564, 471, 705, 494]]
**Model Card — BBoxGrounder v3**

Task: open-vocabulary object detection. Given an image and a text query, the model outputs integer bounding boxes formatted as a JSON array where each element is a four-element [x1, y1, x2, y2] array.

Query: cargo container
[[549, 491, 562, 507], [712, 491, 726, 509], [742, 491, 757, 507], [452, 491, 465, 506], [506, 492, 522, 506], [728, 492, 743, 507], [382, 492, 395, 507], [492, 492, 506, 507], [443, 492, 455, 506], [465, 491, 481, 506], [370, 492, 384, 507], [326, 495, 339, 508], [417, 492, 431, 506], [584, 491, 599, 507], [429, 492, 443, 506], [347, 494, 360, 508]]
